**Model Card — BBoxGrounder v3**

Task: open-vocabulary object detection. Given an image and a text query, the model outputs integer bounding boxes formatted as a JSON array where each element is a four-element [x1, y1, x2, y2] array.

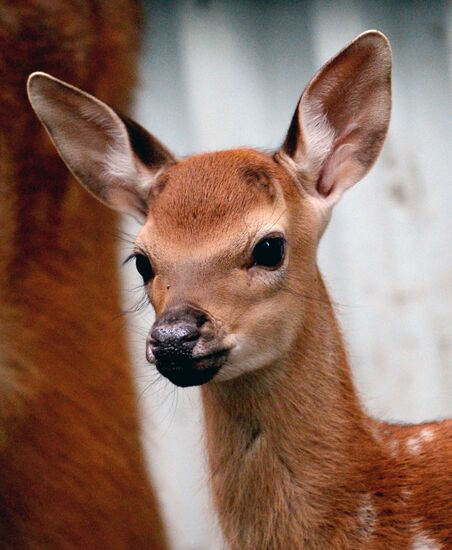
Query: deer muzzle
[[147, 305, 229, 387]]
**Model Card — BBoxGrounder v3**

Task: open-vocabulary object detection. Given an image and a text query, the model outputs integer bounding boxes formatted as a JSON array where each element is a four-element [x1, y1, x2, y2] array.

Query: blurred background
[[121, 1, 452, 549]]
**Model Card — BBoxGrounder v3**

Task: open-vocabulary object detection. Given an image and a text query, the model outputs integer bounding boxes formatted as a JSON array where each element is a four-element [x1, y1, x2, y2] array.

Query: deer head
[[27, 30, 391, 387]]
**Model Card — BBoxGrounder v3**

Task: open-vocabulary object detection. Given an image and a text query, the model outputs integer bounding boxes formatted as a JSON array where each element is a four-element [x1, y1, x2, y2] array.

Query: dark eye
[[251, 237, 285, 269], [135, 253, 154, 283]]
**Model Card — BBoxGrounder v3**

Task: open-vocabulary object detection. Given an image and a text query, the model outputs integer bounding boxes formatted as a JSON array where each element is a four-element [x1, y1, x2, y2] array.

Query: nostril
[[150, 325, 166, 346]]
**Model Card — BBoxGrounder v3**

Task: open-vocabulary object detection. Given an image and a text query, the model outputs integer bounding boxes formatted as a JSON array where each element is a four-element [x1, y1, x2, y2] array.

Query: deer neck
[[201, 271, 378, 549]]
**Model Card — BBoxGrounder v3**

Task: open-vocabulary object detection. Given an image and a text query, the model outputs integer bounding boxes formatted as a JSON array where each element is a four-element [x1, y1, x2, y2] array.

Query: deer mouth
[[153, 349, 229, 387]]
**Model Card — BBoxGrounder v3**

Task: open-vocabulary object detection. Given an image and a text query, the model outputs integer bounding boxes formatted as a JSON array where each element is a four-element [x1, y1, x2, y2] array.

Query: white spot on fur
[[407, 436, 421, 455], [409, 529, 442, 550], [388, 438, 399, 458], [407, 428, 435, 456], [370, 425, 399, 458], [370, 424, 382, 444], [419, 428, 435, 443], [356, 494, 377, 539]]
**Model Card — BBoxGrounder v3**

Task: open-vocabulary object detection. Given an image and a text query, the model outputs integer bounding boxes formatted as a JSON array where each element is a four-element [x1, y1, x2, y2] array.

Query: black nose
[[151, 321, 200, 358], [150, 306, 206, 362], [148, 305, 227, 387]]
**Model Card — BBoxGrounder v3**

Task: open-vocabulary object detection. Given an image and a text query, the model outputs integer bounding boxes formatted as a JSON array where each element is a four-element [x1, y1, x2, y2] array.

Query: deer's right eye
[[135, 254, 154, 283]]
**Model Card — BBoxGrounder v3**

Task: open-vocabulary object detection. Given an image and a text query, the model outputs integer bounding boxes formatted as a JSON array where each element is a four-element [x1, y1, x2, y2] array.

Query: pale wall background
[[120, 1, 452, 548]]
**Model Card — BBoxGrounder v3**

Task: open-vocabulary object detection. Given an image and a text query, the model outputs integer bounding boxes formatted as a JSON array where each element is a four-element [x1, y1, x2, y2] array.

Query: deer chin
[[212, 335, 286, 382]]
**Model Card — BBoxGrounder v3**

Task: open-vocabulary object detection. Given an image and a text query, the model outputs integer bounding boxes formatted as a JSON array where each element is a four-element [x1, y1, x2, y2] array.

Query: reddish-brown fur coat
[[0, 2, 167, 547], [140, 149, 452, 550], [136, 148, 452, 550], [143, 148, 452, 549]]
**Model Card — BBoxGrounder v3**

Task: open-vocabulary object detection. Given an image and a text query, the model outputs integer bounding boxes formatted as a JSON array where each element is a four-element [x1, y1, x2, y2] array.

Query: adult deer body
[[28, 31, 451, 549], [0, 2, 167, 547]]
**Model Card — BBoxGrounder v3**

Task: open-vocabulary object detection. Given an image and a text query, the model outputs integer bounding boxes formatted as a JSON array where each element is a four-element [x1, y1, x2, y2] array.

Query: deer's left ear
[[27, 72, 176, 222], [278, 30, 392, 208]]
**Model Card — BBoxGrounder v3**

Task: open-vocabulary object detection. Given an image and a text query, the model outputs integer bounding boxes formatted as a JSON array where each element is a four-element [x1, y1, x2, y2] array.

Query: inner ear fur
[[27, 72, 175, 221], [280, 30, 392, 205]]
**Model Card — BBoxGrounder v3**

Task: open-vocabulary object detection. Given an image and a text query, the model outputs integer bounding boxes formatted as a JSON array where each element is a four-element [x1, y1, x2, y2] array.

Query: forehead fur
[[147, 149, 280, 239]]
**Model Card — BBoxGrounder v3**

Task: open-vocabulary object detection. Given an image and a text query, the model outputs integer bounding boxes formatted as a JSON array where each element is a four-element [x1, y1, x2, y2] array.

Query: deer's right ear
[[27, 72, 175, 222]]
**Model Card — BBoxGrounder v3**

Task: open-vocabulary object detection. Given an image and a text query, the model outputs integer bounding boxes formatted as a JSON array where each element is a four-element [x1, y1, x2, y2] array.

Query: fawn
[[28, 30, 451, 549], [0, 1, 167, 547]]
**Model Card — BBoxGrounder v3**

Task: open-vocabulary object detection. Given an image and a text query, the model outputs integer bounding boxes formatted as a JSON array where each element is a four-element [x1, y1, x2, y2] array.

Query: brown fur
[[0, 2, 167, 547], [25, 30, 451, 549], [147, 151, 452, 549]]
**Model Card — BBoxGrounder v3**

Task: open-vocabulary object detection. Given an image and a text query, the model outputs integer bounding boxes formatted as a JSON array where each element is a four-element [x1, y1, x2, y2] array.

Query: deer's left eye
[[251, 237, 285, 269]]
